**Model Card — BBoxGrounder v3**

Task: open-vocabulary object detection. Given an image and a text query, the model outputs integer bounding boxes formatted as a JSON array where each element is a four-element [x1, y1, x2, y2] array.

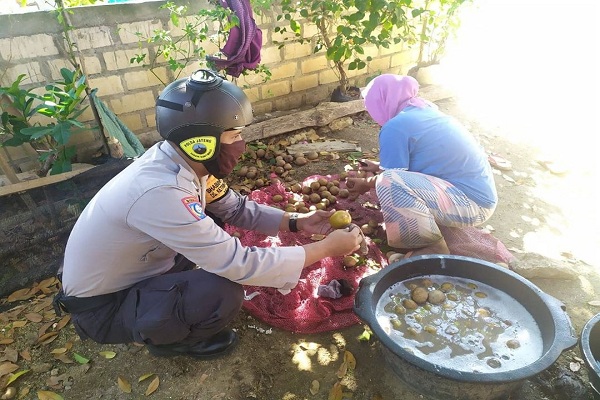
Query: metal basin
[[581, 313, 600, 399], [354, 255, 577, 400]]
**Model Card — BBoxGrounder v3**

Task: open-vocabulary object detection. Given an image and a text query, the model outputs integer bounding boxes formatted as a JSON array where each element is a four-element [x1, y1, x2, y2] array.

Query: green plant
[[275, 0, 424, 96], [131, 1, 270, 85], [416, 0, 472, 66], [0, 68, 89, 175]]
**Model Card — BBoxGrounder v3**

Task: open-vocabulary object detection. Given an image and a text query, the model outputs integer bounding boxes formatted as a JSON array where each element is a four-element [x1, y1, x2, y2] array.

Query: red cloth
[[225, 175, 515, 333]]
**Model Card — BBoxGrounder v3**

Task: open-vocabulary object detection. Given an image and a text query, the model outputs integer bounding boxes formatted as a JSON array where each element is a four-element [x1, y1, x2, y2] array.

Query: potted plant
[[274, 0, 423, 101], [0, 68, 89, 175]]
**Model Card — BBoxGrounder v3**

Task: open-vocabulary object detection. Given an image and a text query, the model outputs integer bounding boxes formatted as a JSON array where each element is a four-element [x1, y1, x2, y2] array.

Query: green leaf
[[6, 369, 30, 386], [357, 327, 372, 342], [52, 122, 73, 145], [72, 352, 90, 364], [99, 351, 117, 359], [21, 125, 55, 140]]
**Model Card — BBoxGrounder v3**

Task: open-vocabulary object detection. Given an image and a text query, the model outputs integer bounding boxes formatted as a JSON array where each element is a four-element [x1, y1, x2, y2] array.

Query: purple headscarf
[[362, 74, 429, 126]]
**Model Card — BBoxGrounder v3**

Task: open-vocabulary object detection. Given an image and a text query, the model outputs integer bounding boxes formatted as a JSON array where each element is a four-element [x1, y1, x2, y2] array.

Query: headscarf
[[362, 74, 429, 126]]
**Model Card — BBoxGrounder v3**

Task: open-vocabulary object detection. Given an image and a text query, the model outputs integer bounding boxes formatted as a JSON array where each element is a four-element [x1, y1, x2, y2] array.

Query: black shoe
[[146, 329, 238, 359]]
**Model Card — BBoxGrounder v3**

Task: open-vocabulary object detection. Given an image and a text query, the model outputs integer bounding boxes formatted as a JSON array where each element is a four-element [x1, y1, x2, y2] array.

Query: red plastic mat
[[225, 175, 515, 333]]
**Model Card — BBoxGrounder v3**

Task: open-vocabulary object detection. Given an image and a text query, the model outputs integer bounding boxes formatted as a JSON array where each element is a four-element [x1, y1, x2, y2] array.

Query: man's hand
[[296, 209, 334, 235], [321, 224, 362, 256]]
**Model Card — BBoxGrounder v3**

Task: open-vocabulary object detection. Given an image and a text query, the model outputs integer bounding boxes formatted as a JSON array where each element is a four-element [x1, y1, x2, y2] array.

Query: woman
[[346, 74, 497, 257]]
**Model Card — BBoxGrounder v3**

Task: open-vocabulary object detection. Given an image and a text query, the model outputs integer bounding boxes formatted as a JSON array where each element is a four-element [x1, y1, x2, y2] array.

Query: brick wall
[[0, 0, 417, 171]]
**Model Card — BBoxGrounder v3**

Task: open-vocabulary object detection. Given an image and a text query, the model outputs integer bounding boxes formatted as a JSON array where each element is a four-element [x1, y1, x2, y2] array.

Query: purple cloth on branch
[[207, 0, 262, 77]]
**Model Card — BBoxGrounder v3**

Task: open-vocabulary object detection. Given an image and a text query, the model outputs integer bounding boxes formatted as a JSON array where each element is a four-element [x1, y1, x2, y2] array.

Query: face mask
[[203, 140, 246, 179]]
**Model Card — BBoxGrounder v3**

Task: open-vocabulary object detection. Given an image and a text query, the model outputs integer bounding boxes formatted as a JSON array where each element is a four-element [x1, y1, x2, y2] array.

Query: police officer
[[55, 69, 362, 359]]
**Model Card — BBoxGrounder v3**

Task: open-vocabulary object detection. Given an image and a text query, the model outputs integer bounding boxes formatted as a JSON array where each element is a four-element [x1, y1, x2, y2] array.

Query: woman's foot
[[409, 237, 450, 257]]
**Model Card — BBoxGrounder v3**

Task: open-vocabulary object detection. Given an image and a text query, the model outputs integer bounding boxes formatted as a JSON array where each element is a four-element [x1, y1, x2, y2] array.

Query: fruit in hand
[[329, 210, 352, 229]]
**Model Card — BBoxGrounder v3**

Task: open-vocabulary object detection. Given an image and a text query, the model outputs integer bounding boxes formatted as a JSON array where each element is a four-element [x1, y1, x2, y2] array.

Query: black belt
[[53, 289, 116, 316]]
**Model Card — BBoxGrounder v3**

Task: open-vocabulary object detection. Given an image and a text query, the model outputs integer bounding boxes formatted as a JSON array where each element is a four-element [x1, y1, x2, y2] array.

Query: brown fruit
[[411, 287, 429, 304], [329, 210, 352, 229], [295, 157, 308, 166], [343, 255, 358, 268], [338, 188, 349, 198], [272, 194, 284, 203], [309, 193, 321, 203], [306, 151, 319, 160]]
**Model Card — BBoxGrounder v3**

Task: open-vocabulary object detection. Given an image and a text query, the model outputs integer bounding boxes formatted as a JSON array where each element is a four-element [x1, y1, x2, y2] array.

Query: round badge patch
[[180, 136, 217, 161]]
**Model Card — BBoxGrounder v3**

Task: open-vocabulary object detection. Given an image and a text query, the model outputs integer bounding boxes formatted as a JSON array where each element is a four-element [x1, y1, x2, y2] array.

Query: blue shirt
[[378, 106, 497, 208]]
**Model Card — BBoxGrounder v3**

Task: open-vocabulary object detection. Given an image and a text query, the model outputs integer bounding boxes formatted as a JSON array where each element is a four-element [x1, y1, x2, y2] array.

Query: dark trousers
[[65, 259, 244, 346]]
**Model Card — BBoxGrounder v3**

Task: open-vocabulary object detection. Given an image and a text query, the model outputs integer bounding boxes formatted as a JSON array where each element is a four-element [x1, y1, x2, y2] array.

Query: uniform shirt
[[62, 141, 305, 297], [378, 106, 497, 208]]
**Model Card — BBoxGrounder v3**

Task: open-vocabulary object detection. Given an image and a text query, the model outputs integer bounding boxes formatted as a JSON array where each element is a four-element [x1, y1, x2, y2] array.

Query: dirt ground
[[1, 87, 599, 400]]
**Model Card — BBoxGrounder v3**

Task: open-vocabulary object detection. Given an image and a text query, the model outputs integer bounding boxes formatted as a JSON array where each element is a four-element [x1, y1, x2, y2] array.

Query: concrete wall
[[0, 0, 417, 171]]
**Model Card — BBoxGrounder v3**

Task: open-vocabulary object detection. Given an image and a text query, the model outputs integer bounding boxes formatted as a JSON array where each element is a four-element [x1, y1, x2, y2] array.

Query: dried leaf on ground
[[37, 332, 59, 345], [36, 390, 63, 400], [145, 376, 159, 396], [336, 362, 348, 379], [309, 380, 320, 395], [19, 350, 31, 362], [38, 322, 54, 338], [7, 288, 36, 303], [343, 351, 356, 370], [138, 373, 154, 382], [53, 354, 73, 364], [0, 363, 19, 377], [11, 321, 27, 328], [24, 313, 43, 323], [328, 382, 343, 400], [55, 315, 71, 331], [98, 351, 116, 359], [588, 300, 600, 307], [117, 376, 131, 393], [0, 340, 14, 346], [1, 348, 18, 363]]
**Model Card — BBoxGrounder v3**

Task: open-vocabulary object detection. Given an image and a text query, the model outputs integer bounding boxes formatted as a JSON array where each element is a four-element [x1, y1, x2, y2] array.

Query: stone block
[[72, 26, 113, 50], [261, 81, 290, 98], [88, 75, 124, 97], [47, 59, 72, 80], [301, 55, 329, 74], [109, 91, 155, 114], [117, 20, 164, 45], [291, 74, 318, 92], [0, 35, 58, 60], [284, 42, 312, 59], [3, 62, 43, 85], [104, 48, 146, 71], [319, 69, 339, 85], [260, 46, 282, 65], [83, 55, 103, 75], [270, 62, 297, 80], [123, 69, 168, 90]]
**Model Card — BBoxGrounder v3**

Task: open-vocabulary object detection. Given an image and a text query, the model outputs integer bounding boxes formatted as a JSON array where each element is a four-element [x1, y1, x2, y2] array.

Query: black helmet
[[156, 69, 253, 163]]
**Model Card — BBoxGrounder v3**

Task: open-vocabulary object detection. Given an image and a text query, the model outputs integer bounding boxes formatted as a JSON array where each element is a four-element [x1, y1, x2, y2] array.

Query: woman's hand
[[358, 159, 380, 173], [296, 209, 334, 235], [345, 176, 376, 200]]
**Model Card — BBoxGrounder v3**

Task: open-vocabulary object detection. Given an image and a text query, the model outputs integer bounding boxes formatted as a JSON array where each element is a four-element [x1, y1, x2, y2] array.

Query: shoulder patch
[[181, 196, 206, 220]]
